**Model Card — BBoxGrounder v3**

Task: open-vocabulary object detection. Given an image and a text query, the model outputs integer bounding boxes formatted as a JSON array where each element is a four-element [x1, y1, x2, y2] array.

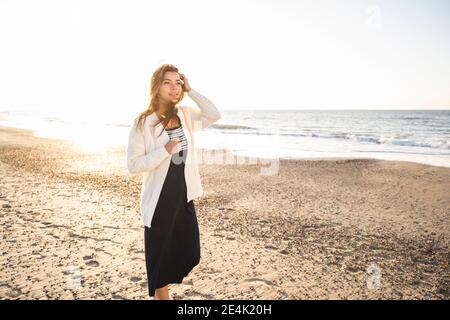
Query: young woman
[[126, 64, 221, 300]]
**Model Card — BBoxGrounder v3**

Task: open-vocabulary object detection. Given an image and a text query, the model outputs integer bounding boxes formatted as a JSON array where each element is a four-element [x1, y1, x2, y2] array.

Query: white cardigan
[[126, 88, 221, 228]]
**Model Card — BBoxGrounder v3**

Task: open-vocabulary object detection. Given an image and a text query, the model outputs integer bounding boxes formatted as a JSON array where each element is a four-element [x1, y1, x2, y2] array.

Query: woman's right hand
[[165, 138, 182, 154]]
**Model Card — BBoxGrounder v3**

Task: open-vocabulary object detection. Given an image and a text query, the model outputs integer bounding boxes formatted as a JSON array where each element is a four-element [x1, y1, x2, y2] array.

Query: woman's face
[[158, 71, 183, 105]]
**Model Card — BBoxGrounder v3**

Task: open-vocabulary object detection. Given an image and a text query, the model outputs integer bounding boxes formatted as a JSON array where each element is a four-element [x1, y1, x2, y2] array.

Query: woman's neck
[[156, 100, 175, 117]]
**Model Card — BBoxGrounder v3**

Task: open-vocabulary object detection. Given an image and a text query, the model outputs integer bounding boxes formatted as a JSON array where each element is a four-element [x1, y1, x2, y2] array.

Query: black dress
[[144, 125, 201, 298]]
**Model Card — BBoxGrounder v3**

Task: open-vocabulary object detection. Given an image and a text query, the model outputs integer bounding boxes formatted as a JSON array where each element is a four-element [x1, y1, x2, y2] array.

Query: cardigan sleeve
[[184, 88, 221, 132], [126, 117, 171, 175]]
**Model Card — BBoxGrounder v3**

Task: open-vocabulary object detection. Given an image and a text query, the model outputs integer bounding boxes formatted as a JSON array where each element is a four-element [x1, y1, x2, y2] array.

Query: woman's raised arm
[[184, 88, 221, 132]]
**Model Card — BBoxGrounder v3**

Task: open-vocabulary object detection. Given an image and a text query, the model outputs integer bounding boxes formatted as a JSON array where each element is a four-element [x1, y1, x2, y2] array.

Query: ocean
[[1, 109, 449, 168]]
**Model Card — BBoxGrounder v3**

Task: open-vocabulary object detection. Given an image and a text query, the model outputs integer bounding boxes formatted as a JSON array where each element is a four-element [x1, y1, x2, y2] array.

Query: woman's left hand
[[180, 73, 191, 92]]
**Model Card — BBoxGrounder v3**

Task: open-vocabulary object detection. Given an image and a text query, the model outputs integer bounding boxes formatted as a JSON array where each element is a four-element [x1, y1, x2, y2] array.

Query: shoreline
[[1, 123, 449, 170], [1, 125, 449, 299]]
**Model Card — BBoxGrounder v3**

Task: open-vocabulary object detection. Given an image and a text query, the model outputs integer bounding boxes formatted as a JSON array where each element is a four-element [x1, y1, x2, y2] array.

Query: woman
[[126, 64, 221, 300]]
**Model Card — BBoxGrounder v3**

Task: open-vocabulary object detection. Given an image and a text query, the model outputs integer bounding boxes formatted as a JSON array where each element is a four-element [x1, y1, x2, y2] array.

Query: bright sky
[[0, 0, 449, 120]]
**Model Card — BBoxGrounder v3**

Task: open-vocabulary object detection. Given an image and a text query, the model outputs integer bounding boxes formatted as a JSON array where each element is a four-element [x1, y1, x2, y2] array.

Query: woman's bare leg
[[155, 285, 170, 300]]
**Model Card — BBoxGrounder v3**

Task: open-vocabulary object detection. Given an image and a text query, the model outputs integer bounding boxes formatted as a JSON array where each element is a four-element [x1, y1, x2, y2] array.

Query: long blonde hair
[[135, 64, 187, 137]]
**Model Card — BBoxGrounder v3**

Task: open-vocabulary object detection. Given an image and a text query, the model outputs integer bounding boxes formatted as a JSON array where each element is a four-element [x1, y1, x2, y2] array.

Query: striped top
[[165, 125, 188, 151]]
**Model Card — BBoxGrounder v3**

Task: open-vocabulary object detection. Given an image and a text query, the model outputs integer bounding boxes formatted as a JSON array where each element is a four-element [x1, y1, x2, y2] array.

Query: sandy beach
[[0, 125, 449, 300]]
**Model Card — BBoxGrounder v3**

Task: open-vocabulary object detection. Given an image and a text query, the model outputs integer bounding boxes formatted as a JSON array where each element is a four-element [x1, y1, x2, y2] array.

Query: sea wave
[[343, 133, 450, 149], [209, 124, 256, 130], [211, 124, 450, 150]]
